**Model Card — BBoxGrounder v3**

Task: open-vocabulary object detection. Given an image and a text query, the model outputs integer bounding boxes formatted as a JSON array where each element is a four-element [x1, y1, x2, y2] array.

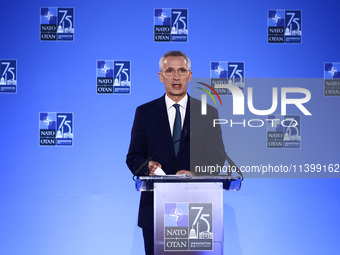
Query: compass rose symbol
[[170, 208, 184, 222], [214, 65, 225, 76], [44, 11, 54, 21], [158, 12, 168, 23], [328, 66, 338, 77], [272, 13, 281, 24], [101, 64, 110, 74], [43, 116, 53, 127]]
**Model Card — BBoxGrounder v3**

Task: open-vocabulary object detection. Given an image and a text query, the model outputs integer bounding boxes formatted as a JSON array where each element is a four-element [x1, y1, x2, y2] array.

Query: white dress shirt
[[165, 94, 188, 136]]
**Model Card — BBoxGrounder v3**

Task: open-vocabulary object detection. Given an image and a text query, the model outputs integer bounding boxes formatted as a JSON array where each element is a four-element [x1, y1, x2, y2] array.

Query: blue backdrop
[[1, 0, 339, 254]]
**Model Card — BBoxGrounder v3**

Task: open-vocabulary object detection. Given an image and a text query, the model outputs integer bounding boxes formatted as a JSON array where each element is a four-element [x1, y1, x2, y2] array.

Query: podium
[[136, 175, 241, 254]]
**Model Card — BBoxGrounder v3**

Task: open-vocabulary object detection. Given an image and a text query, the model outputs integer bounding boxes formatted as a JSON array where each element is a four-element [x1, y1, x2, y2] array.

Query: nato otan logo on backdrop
[[0, 60, 17, 93], [164, 202, 213, 251], [210, 61, 244, 95], [40, 7, 74, 41], [324, 63, 340, 96], [96, 60, 131, 94], [267, 115, 301, 149], [268, 10, 301, 43], [39, 113, 74, 146], [154, 8, 188, 42]]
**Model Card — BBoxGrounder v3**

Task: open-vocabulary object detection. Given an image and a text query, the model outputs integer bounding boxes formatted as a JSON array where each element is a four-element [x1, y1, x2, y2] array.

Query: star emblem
[[328, 66, 338, 77], [170, 208, 184, 222], [43, 116, 53, 127], [101, 64, 110, 74], [272, 13, 281, 24], [158, 12, 168, 23], [44, 11, 54, 21], [214, 65, 225, 76]]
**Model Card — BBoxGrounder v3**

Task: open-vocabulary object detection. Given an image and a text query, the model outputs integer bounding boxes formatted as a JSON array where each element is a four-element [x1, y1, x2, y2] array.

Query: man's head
[[159, 51, 192, 102]]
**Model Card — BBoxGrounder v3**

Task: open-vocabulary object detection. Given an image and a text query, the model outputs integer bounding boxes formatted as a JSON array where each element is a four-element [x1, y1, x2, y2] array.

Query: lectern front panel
[[154, 182, 223, 254]]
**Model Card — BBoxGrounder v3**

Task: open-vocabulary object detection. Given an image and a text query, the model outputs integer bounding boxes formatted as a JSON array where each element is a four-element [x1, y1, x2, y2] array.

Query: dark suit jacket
[[126, 94, 226, 230]]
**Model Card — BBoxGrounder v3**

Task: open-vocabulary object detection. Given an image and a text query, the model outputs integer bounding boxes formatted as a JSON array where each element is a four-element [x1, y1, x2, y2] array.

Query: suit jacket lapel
[[152, 95, 174, 153]]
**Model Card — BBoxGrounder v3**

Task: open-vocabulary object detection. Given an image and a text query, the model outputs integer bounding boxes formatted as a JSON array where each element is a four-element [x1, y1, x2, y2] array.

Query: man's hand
[[148, 161, 162, 176], [176, 170, 193, 176]]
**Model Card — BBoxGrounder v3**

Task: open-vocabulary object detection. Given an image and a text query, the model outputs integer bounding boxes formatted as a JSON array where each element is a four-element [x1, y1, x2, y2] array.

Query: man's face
[[159, 56, 192, 102]]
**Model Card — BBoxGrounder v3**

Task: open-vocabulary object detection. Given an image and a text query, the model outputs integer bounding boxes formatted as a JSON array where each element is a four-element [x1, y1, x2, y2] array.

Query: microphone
[[224, 153, 244, 181], [133, 127, 188, 178]]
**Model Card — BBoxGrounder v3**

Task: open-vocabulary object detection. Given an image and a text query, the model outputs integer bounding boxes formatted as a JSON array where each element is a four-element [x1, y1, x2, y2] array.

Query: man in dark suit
[[126, 51, 226, 255]]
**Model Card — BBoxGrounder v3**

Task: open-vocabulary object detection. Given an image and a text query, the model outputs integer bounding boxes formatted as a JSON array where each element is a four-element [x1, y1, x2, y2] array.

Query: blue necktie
[[173, 104, 181, 156]]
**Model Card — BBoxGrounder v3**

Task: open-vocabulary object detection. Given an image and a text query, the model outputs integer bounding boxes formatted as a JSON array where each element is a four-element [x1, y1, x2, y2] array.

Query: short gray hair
[[159, 51, 191, 71]]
